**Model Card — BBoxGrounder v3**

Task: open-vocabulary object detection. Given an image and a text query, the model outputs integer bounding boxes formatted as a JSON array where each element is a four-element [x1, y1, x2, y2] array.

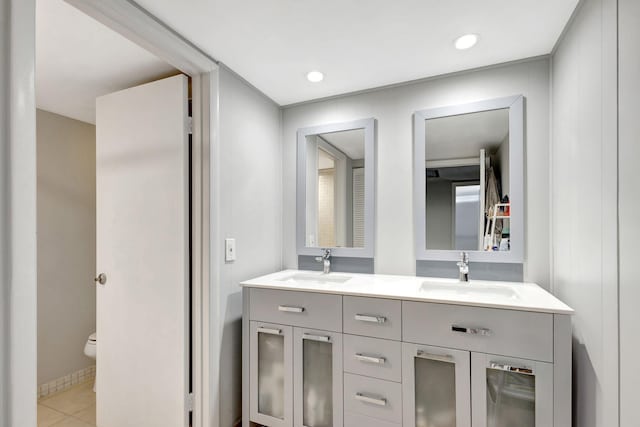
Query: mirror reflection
[[425, 108, 511, 252], [304, 128, 365, 248]]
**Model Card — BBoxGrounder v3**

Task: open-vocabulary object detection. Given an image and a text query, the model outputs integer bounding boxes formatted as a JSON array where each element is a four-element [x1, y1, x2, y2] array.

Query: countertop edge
[[239, 282, 575, 315]]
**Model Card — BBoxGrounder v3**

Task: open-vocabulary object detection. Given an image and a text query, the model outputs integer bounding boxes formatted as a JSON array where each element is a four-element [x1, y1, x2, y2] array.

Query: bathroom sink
[[279, 272, 352, 285], [419, 280, 520, 300]]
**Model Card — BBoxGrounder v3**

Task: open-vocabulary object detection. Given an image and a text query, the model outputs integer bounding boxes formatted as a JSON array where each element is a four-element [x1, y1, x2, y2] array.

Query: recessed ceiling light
[[307, 71, 324, 83], [454, 34, 479, 50]]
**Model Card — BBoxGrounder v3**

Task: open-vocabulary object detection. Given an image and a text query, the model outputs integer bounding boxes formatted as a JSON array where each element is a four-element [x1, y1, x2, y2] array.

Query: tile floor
[[38, 381, 96, 427]]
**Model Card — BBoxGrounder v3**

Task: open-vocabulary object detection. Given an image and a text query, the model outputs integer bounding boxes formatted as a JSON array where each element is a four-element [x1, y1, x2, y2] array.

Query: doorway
[[35, 1, 200, 426]]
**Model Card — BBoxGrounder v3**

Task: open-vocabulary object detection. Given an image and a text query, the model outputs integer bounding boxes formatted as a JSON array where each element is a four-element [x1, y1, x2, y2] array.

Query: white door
[[95, 75, 189, 427]]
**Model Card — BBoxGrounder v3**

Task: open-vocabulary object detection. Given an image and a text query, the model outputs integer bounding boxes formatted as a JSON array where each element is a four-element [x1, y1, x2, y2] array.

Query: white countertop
[[240, 270, 574, 315]]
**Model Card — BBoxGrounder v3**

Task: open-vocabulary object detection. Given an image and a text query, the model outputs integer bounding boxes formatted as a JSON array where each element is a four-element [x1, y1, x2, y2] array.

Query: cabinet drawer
[[249, 288, 342, 332], [344, 373, 402, 423], [403, 301, 553, 362], [344, 413, 400, 427], [343, 335, 401, 382], [343, 296, 401, 340]]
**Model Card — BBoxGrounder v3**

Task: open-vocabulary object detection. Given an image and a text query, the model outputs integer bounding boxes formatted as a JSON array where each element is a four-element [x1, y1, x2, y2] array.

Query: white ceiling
[[134, 0, 578, 106], [36, 0, 177, 124], [36, 0, 579, 122], [320, 129, 365, 160], [425, 108, 509, 160]]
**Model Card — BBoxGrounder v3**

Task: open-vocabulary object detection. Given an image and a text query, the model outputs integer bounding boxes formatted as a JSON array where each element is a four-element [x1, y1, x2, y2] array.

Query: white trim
[[1, 1, 37, 426], [425, 158, 480, 168], [64, 0, 218, 75]]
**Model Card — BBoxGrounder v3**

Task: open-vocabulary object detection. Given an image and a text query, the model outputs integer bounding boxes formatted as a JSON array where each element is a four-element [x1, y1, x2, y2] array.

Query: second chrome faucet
[[457, 252, 470, 282]]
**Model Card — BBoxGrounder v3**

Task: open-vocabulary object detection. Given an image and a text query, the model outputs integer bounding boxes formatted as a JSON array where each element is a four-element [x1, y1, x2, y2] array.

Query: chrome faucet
[[457, 252, 470, 282], [316, 249, 331, 274]]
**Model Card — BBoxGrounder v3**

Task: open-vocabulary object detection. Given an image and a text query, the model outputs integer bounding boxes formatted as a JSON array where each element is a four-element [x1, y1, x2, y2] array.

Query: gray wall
[[36, 109, 97, 385], [550, 0, 619, 425], [282, 58, 552, 288], [618, 0, 640, 424], [215, 67, 283, 427]]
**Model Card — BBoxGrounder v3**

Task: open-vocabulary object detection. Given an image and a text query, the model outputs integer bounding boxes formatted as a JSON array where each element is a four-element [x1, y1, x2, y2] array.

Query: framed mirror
[[414, 96, 524, 263], [297, 118, 375, 258]]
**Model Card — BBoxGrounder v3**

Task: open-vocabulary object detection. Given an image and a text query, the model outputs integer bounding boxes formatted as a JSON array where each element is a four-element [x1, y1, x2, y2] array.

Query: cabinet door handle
[[489, 362, 534, 376], [257, 327, 281, 335], [302, 333, 331, 343], [416, 350, 454, 363], [354, 314, 386, 324], [278, 305, 305, 313], [451, 325, 492, 336], [355, 353, 386, 364], [355, 393, 387, 406]]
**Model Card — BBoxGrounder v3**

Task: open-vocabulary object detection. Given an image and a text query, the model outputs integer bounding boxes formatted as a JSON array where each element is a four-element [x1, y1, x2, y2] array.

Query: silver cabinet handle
[[278, 305, 305, 313], [354, 314, 386, 324], [302, 333, 331, 343], [416, 350, 454, 364], [355, 393, 387, 406], [257, 327, 281, 335], [489, 362, 534, 376], [451, 325, 492, 336], [94, 273, 107, 285], [355, 353, 386, 364]]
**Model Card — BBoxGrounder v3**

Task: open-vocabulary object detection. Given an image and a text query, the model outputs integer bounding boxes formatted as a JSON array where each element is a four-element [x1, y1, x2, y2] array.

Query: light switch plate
[[225, 238, 236, 262]]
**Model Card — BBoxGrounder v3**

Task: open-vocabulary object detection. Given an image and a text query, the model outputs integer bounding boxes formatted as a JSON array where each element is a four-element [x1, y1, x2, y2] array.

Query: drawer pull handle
[[355, 393, 387, 407], [355, 314, 387, 324], [355, 353, 386, 364], [257, 327, 281, 335], [416, 350, 454, 364], [489, 362, 534, 376], [302, 333, 331, 343], [451, 325, 492, 336], [278, 305, 305, 313]]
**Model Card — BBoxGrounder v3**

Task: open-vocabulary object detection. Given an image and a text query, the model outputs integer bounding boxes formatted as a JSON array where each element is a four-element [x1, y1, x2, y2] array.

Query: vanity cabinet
[[402, 343, 471, 427], [471, 353, 553, 427], [293, 328, 343, 427], [249, 321, 293, 427], [242, 279, 572, 427]]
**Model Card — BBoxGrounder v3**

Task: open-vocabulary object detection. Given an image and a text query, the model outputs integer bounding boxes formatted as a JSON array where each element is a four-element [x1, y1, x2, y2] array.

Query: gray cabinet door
[[402, 343, 471, 427], [293, 328, 344, 427], [250, 321, 294, 427], [471, 353, 553, 427]]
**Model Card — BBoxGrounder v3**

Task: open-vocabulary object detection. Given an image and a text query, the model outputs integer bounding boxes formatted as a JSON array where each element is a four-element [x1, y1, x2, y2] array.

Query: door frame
[[56, 1, 218, 426]]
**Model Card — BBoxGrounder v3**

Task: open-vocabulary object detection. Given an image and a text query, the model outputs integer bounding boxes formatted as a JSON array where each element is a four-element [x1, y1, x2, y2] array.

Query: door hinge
[[187, 392, 194, 412], [188, 116, 193, 135]]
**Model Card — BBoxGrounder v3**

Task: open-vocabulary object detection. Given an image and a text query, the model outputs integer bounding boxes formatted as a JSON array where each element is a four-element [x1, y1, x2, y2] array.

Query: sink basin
[[420, 281, 519, 300], [279, 273, 352, 285]]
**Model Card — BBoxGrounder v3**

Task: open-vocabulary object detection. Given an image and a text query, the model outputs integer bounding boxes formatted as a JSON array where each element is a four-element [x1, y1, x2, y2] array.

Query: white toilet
[[84, 332, 97, 392]]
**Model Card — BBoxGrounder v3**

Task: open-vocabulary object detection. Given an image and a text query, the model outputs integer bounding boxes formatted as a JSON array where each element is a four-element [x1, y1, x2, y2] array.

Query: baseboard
[[38, 365, 96, 399]]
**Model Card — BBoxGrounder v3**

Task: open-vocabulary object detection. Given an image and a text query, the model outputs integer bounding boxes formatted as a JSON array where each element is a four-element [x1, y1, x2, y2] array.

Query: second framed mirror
[[414, 96, 524, 263]]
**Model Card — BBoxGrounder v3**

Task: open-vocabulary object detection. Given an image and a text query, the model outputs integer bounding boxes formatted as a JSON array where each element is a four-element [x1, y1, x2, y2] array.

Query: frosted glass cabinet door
[[250, 321, 293, 427], [294, 328, 343, 427], [402, 343, 471, 427], [471, 353, 553, 427]]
